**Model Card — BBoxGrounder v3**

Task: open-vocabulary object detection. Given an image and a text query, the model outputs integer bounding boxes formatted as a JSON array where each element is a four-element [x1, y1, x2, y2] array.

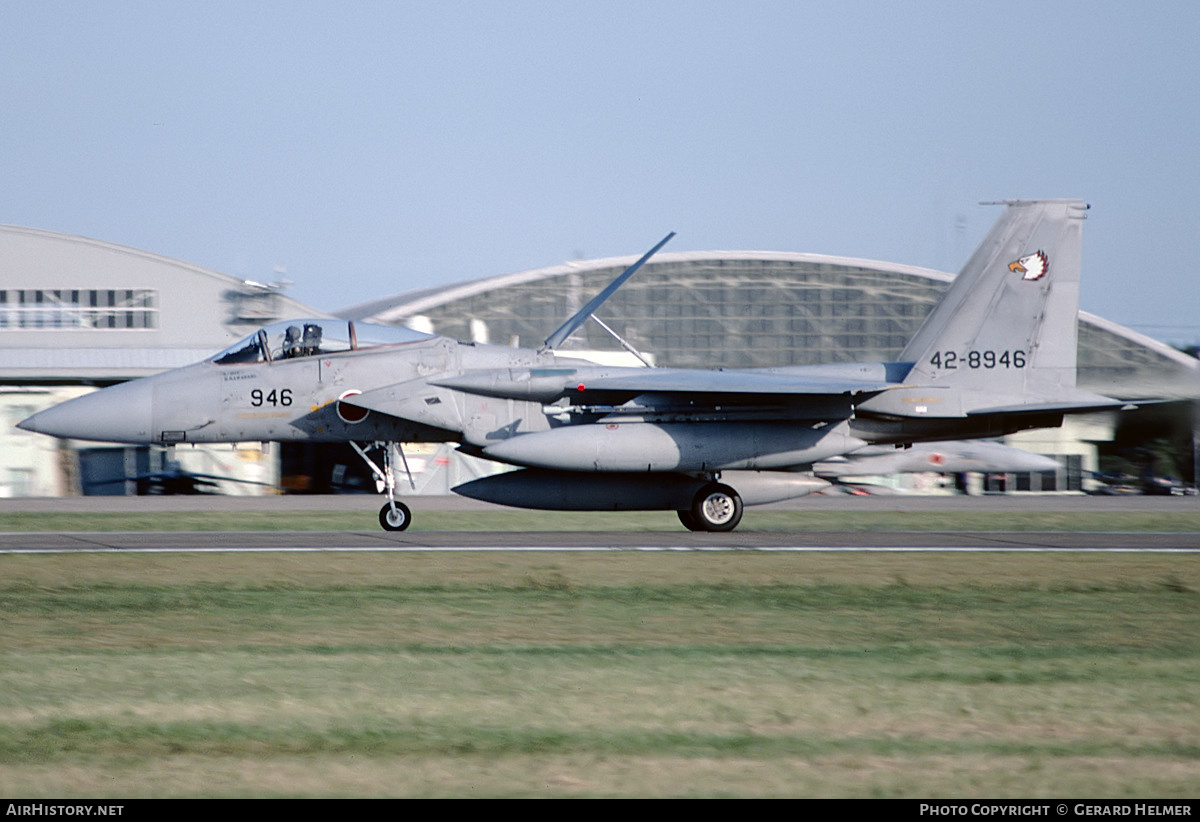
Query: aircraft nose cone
[[17, 379, 154, 443]]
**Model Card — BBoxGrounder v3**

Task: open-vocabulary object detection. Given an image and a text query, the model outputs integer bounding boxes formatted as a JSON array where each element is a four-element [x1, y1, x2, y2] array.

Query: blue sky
[[3, 1, 1198, 345]]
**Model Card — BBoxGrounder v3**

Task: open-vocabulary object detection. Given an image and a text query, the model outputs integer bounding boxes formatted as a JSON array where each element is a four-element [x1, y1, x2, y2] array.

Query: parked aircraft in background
[[81, 459, 276, 496], [20, 199, 1133, 531], [814, 439, 1061, 485]]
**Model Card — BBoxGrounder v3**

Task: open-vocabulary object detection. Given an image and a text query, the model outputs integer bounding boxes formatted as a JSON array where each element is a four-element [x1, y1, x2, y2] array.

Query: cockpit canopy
[[212, 319, 434, 365]]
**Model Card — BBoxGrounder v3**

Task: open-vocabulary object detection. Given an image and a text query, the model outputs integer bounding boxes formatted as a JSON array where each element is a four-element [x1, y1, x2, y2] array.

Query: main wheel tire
[[689, 483, 743, 532], [378, 501, 412, 531], [677, 509, 704, 531]]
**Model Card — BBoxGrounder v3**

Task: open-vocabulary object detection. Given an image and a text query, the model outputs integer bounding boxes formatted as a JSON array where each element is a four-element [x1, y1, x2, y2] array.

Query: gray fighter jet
[[814, 440, 1062, 480], [19, 199, 1129, 531]]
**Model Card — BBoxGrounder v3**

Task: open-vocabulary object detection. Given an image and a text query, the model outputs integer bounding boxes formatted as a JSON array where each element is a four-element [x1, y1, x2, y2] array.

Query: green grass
[[3, 508, 1200, 532], [0, 551, 1198, 797]]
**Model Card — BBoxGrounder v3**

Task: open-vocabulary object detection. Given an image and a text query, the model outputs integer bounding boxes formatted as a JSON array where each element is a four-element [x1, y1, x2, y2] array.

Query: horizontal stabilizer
[[966, 397, 1133, 417]]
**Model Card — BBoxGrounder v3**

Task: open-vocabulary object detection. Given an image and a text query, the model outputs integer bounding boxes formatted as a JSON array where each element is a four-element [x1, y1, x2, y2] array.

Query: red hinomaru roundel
[[336, 390, 369, 424]]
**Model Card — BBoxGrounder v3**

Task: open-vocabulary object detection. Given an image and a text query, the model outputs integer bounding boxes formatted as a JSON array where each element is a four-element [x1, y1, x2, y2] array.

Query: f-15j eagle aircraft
[[20, 199, 1129, 532]]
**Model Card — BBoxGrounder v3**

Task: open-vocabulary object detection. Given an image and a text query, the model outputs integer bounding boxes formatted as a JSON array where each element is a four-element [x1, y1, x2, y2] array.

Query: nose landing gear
[[351, 441, 414, 532], [379, 500, 412, 532]]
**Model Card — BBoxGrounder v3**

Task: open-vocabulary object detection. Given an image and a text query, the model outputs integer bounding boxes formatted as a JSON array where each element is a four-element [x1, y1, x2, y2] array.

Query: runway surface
[[4, 530, 1200, 553], [5, 492, 1198, 515], [3, 493, 1199, 552]]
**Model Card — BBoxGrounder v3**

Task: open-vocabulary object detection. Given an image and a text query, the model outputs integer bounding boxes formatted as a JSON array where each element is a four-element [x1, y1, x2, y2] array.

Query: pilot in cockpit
[[301, 323, 323, 356], [282, 325, 302, 359]]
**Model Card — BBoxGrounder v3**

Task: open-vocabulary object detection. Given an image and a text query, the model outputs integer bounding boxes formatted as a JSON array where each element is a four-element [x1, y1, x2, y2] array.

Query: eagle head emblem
[[1008, 250, 1049, 280]]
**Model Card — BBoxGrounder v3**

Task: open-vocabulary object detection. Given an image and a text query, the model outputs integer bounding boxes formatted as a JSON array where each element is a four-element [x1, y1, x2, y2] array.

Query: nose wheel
[[351, 441, 416, 532], [379, 501, 412, 532]]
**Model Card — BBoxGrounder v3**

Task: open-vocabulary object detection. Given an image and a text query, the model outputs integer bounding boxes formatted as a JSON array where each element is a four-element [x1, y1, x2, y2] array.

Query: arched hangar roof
[[339, 250, 1200, 400]]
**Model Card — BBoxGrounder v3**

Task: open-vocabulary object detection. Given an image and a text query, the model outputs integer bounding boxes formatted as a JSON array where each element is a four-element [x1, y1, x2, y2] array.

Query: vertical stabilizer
[[898, 199, 1089, 397]]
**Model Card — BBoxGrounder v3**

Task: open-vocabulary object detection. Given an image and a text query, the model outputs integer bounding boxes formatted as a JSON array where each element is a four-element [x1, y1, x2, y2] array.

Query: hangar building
[[1, 225, 326, 496]]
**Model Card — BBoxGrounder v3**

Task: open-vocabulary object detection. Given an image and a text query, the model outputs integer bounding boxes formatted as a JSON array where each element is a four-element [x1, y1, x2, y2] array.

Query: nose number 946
[[250, 388, 293, 407]]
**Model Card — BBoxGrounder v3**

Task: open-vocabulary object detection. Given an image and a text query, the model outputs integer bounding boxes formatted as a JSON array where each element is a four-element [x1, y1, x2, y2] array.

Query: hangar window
[[0, 289, 158, 330]]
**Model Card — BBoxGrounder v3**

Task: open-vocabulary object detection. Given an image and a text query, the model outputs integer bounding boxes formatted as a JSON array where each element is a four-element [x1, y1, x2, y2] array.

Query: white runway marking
[[4, 545, 1200, 554]]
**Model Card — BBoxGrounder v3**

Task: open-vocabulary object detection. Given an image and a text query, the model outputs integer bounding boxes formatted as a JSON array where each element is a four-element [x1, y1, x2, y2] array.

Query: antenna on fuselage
[[539, 232, 675, 354]]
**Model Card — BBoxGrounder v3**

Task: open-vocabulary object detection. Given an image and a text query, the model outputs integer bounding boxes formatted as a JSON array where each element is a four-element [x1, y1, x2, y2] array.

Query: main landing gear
[[351, 441, 414, 532], [677, 482, 743, 532]]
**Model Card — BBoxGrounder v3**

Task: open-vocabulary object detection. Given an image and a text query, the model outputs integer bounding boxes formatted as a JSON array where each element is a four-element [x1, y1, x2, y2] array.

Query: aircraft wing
[[345, 368, 899, 433], [430, 366, 896, 407], [570, 368, 894, 398]]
